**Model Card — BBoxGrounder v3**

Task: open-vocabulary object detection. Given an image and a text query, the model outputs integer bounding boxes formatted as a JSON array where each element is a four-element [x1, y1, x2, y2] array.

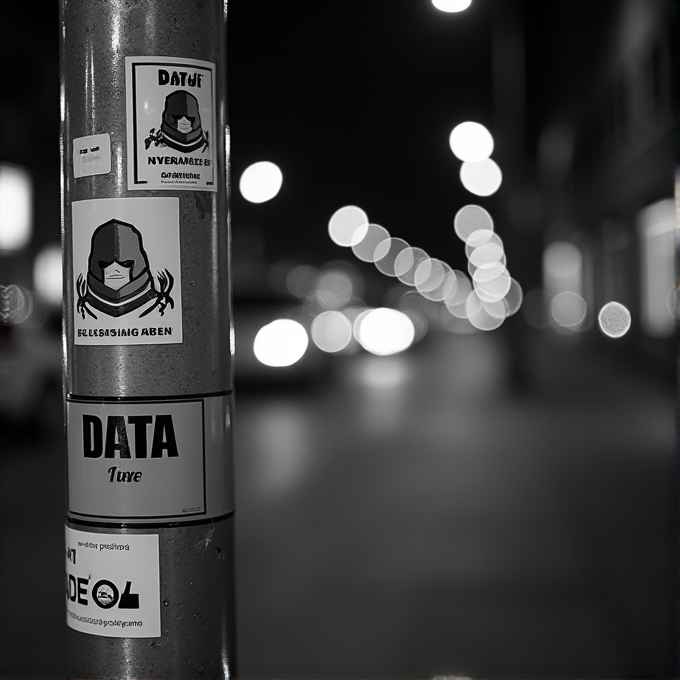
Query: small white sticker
[[73, 134, 112, 178], [72, 197, 183, 346], [126, 56, 216, 191], [65, 527, 160, 638]]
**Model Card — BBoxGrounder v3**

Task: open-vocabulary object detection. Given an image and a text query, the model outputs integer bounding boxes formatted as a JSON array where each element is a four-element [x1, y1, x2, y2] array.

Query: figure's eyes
[[173, 116, 195, 124], [99, 260, 134, 269]]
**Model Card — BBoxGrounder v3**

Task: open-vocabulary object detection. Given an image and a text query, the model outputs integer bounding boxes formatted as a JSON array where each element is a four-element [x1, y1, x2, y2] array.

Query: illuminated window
[[638, 198, 674, 337]]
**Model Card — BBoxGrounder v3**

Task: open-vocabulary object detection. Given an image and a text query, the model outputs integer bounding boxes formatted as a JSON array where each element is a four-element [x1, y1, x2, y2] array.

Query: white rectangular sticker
[[73, 134, 112, 178], [126, 56, 216, 191], [67, 398, 205, 521], [65, 527, 160, 638], [72, 197, 183, 346]]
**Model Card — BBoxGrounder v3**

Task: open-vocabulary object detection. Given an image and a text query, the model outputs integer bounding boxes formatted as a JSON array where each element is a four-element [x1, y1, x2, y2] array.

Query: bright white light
[[432, 0, 472, 12], [311, 311, 353, 353], [239, 161, 283, 203], [356, 307, 415, 356], [449, 122, 493, 162], [33, 244, 62, 306], [460, 159, 502, 196], [253, 319, 308, 367], [454, 204, 494, 242], [0, 163, 32, 251], [329, 205, 369, 247], [598, 301, 631, 338]]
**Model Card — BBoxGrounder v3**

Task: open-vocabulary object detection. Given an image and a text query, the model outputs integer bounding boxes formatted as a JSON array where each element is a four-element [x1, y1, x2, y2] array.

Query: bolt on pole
[[59, 1, 234, 678]]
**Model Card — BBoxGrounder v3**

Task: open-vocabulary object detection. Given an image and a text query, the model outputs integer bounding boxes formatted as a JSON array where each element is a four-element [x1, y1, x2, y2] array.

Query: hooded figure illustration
[[76, 219, 174, 319], [145, 90, 209, 153]]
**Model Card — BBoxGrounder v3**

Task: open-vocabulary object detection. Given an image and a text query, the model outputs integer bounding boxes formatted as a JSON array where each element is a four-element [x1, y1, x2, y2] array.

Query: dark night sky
[[0, 0, 618, 271], [228, 0, 500, 268]]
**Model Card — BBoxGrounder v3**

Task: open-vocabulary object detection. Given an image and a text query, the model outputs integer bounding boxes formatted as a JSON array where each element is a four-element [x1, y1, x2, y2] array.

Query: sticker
[[126, 56, 216, 191], [67, 394, 233, 523], [72, 197, 182, 345], [73, 134, 112, 178], [66, 527, 160, 638]]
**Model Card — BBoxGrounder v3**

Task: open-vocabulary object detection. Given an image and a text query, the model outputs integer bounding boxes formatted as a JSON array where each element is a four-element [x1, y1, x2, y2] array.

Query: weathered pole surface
[[60, 1, 234, 678]]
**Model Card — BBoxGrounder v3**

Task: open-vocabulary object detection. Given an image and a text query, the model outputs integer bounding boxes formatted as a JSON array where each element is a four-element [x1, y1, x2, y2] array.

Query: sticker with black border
[[72, 197, 182, 346], [66, 394, 233, 524], [126, 56, 216, 191], [65, 527, 160, 638]]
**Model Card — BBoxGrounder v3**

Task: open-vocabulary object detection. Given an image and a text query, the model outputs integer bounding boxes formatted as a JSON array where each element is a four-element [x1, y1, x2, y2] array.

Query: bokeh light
[[460, 159, 502, 196], [33, 244, 63, 306], [239, 161, 283, 203], [351, 223, 390, 262], [316, 269, 353, 309], [415, 259, 456, 302], [374, 237, 410, 277], [311, 311, 353, 353], [396, 247, 429, 286], [598, 301, 631, 338], [550, 291, 588, 330], [449, 122, 494, 162], [502, 279, 524, 316], [253, 319, 309, 367], [355, 307, 415, 356], [432, 0, 472, 13], [468, 241, 504, 267], [466, 291, 505, 330], [454, 204, 494, 241], [445, 270, 473, 309], [0, 163, 32, 252], [285, 264, 320, 299], [329, 205, 370, 247]]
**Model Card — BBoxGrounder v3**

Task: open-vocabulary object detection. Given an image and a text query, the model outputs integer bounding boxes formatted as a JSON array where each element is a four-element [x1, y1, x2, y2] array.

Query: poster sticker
[[73, 133, 111, 178], [72, 197, 182, 346], [66, 397, 206, 521], [126, 56, 216, 191], [65, 527, 161, 638]]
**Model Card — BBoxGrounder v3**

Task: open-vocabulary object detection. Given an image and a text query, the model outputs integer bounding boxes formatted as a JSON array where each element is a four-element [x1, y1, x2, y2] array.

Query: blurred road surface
[[0, 329, 675, 678]]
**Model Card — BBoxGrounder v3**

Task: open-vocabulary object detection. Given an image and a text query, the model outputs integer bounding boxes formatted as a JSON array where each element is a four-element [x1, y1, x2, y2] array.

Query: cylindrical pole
[[60, 2, 234, 678]]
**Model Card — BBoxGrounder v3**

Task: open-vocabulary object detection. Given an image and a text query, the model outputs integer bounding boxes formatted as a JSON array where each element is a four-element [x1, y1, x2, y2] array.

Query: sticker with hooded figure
[[72, 198, 182, 346], [77, 219, 174, 320], [126, 56, 216, 191], [146, 90, 209, 154]]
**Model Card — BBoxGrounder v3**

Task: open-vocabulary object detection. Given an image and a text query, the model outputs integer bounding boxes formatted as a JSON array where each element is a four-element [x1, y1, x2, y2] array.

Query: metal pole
[[60, 2, 234, 678]]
